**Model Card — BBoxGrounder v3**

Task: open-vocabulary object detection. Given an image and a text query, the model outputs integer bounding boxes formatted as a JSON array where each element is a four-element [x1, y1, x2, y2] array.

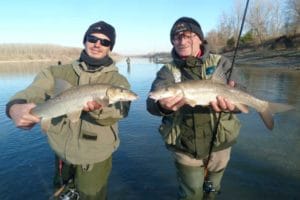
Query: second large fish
[[149, 68, 293, 130]]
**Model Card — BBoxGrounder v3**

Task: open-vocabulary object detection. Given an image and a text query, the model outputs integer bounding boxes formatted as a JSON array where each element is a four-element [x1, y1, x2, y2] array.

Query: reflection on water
[[0, 60, 299, 200]]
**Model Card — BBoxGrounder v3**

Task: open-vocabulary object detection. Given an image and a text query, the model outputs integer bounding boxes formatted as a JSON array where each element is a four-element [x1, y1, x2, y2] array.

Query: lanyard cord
[[205, 0, 250, 174]]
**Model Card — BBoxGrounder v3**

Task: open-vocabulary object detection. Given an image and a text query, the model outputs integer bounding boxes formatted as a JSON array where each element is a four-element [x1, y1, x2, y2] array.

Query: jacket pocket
[[78, 122, 119, 162], [46, 116, 68, 134], [214, 114, 241, 146], [159, 115, 181, 145], [159, 123, 180, 145], [80, 121, 118, 145]]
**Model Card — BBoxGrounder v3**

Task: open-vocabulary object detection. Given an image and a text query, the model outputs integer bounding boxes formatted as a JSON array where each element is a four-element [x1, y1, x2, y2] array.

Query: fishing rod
[[204, 0, 250, 193], [227, 0, 250, 79]]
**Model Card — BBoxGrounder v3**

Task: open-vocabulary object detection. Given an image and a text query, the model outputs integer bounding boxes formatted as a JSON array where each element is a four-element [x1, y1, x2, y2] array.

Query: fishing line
[[205, 0, 250, 181]]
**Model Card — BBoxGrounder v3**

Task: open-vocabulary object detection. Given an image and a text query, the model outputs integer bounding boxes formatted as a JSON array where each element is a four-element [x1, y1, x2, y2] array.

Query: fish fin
[[211, 66, 227, 84], [185, 99, 198, 107], [40, 118, 51, 132], [259, 110, 274, 130], [53, 79, 73, 96], [67, 110, 82, 123], [235, 103, 249, 113]]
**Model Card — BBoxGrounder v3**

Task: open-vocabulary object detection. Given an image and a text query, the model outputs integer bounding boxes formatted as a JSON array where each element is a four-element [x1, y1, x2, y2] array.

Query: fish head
[[149, 85, 182, 101], [107, 87, 138, 104]]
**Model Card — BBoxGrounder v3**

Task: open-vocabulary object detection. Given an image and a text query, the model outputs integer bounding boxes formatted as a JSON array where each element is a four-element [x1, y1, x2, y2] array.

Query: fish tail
[[268, 102, 294, 114], [259, 102, 294, 130]]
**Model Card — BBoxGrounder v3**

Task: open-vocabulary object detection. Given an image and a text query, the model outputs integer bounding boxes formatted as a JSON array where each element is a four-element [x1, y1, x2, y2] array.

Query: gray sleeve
[[218, 56, 246, 89], [146, 65, 175, 116]]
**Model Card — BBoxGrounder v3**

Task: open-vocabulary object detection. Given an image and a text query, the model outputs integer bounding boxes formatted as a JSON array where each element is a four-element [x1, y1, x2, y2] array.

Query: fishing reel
[[59, 188, 80, 200], [203, 180, 216, 194]]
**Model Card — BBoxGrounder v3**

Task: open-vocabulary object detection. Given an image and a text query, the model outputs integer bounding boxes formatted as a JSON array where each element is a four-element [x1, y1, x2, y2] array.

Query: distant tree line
[[206, 0, 300, 52], [0, 44, 81, 61], [0, 44, 122, 62]]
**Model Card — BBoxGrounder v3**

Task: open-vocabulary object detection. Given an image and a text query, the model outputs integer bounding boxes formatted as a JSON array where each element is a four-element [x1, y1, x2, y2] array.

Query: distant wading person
[[6, 20, 132, 200], [126, 57, 130, 67], [147, 17, 245, 199]]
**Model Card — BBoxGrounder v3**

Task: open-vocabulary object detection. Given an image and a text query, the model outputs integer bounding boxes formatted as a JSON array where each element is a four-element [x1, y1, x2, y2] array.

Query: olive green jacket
[[147, 45, 242, 159], [8, 60, 131, 165]]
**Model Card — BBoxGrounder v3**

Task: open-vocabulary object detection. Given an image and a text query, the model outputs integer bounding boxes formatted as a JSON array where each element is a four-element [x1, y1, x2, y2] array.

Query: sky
[[0, 0, 237, 55]]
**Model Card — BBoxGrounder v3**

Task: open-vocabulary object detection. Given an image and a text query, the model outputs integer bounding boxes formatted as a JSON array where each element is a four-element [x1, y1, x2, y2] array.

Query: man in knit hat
[[147, 17, 244, 199], [6, 20, 132, 199]]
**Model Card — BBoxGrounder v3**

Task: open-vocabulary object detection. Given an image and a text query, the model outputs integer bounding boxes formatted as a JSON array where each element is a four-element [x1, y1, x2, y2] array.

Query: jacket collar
[[72, 60, 118, 77]]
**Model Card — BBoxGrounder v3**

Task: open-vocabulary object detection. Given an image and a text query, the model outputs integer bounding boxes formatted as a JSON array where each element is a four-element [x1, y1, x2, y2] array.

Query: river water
[[0, 59, 299, 200]]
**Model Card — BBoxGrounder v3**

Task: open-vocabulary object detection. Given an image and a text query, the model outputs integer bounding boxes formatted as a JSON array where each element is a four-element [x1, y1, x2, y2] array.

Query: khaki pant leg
[[203, 147, 232, 199], [207, 147, 231, 172], [75, 156, 112, 200]]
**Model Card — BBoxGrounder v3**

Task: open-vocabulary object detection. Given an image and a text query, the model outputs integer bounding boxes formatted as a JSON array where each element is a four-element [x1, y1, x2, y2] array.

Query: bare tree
[[285, 0, 300, 35], [232, 0, 244, 41], [215, 0, 247, 48], [267, 0, 284, 37], [246, 0, 274, 44], [206, 29, 224, 53], [206, 0, 297, 51], [216, 12, 234, 48]]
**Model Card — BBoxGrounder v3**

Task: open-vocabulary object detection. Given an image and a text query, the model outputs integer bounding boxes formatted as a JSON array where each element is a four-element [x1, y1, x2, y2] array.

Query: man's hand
[[83, 101, 103, 112], [210, 80, 248, 113], [9, 103, 41, 129], [158, 94, 185, 111], [210, 96, 236, 112]]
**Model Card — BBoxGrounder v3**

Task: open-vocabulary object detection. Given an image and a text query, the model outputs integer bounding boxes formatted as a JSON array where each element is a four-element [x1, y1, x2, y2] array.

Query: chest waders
[[165, 55, 227, 200], [162, 54, 222, 149]]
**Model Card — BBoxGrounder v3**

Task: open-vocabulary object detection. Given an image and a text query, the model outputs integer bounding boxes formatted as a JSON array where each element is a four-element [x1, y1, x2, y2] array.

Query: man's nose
[[94, 40, 101, 47]]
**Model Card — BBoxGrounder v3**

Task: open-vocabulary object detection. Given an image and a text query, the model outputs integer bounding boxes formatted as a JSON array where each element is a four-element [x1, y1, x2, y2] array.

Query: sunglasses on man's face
[[86, 35, 111, 47]]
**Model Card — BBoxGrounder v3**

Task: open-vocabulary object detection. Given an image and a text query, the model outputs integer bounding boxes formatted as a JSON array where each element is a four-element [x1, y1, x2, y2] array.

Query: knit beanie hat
[[170, 17, 204, 44], [83, 21, 116, 50]]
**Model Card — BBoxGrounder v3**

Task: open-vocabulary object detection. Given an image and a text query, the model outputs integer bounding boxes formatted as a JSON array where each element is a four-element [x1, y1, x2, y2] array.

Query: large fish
[[149, 67, 293, 130], [31, 82, 138, 122]]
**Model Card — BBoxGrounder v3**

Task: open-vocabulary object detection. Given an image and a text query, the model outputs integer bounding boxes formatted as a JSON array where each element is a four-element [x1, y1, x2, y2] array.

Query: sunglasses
[[173, 33, 197, 42], [86, 35, 111, 47]]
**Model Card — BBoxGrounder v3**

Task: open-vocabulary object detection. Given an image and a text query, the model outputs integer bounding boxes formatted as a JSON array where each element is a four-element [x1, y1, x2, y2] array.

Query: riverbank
[[225, 48, 300, 70], [149, 34, 300, 70], [222, 34, 300, 70], [149, 48, 300, 70], [0, 40, 299, 70]]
